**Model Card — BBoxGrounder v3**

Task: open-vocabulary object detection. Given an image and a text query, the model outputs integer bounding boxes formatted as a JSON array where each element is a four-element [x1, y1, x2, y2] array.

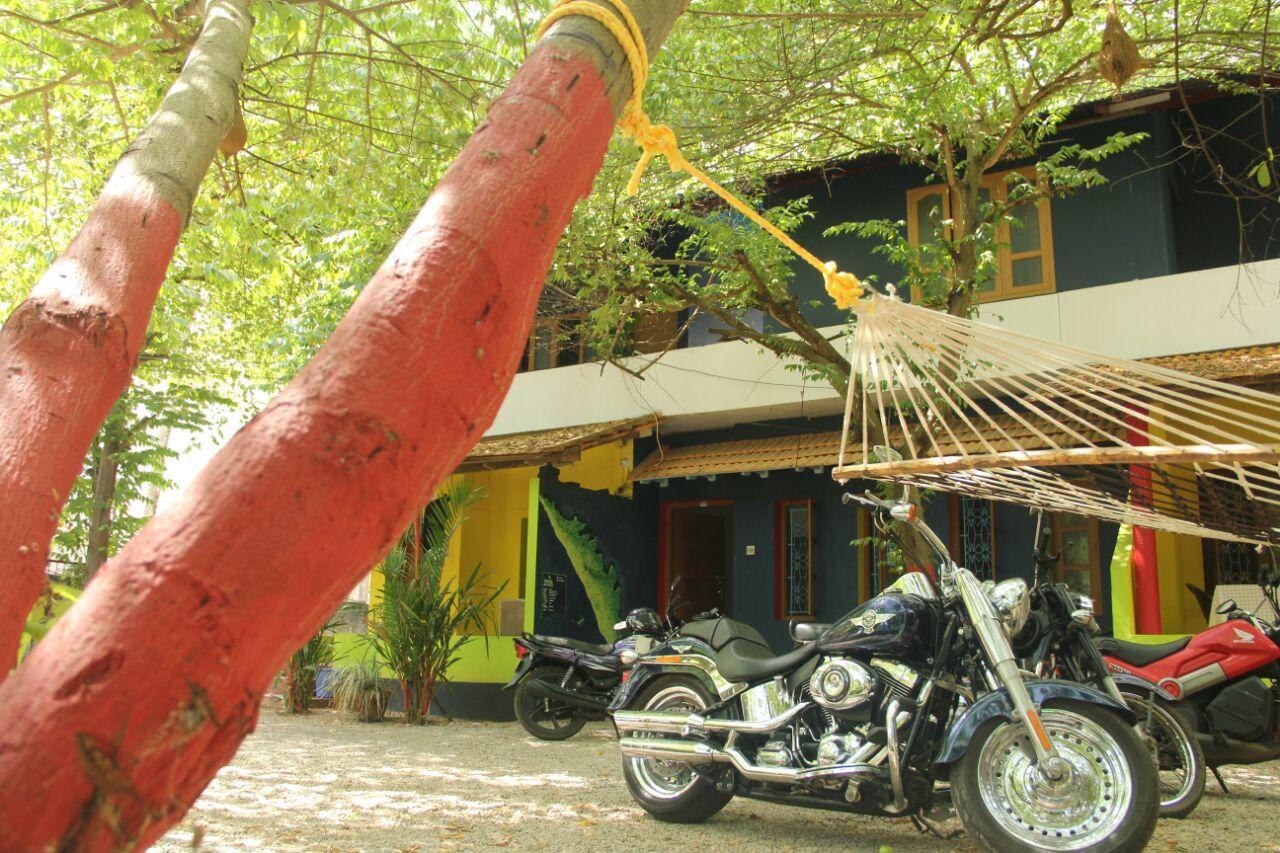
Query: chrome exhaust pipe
[[618, 737, 801, 783], [617, 737, 718, 763], [619, 735, 890, 786], [613, 702, 811, 737]]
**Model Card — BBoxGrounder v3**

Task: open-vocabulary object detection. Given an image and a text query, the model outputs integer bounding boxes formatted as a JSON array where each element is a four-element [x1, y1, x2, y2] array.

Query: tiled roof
[[630, 431, 844, 482], [629, 411, 1112, 482], [1142, 343, 1280, 384], [460, 416, 657, 471]]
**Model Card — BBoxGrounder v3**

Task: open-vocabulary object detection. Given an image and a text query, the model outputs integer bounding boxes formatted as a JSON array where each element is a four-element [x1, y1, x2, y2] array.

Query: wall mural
[[539, 495, 623, 641]]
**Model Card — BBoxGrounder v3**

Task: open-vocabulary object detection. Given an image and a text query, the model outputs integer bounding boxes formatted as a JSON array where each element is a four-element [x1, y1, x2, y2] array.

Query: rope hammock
[[834, 294, 1280, 545]]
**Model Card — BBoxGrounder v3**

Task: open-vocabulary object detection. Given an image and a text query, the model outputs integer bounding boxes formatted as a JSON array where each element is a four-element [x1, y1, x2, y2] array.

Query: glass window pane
[[786, 504, 812, 615], [1009, 203, 1041, 254], [555, 320, 582, 367], [532, 325, 553, 370], [1063, 569, 1092, 597], [959, 496, 994, 580], [1011, 257, 1043, 287], [1063, 530, 1090, 567], [916, 193, 945, 244]]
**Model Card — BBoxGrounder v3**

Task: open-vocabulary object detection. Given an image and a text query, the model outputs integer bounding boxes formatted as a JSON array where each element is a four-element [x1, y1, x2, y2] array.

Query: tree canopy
[[1, 0, 1275, 568]]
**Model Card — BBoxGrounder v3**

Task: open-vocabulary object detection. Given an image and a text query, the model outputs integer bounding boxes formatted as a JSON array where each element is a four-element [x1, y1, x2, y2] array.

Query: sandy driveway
[[157, 710, 1280, 852]]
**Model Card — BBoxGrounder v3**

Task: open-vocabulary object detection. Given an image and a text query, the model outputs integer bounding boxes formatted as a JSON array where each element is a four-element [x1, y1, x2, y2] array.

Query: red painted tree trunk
[[0, 0, 252, 674], [0, 3, 688, 849]]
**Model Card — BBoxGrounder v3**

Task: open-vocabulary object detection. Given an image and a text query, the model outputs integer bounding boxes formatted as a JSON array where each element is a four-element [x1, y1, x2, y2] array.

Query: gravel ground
[[157, 710, 1280, 852]]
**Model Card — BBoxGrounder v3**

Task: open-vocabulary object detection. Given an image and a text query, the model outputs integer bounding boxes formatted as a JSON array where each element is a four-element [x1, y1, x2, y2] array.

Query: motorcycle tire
[[621, 675, 733, 823], [1121, 688, 1205, 819], [513, 665, 587, 741], [951, 699, 1158, 852]]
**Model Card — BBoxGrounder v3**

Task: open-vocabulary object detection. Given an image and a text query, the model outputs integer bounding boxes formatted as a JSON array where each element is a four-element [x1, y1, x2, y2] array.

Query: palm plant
[[331, 659, 390, 722], [283, 617, 340, 714], [366, 479, 505, 724]]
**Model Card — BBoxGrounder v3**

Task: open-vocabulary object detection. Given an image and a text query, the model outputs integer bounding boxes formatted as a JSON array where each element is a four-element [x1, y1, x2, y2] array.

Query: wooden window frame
[[906, 166, 1056, 304], [775, 499, 815, 620], [522, 313, 590, 372], [948, 494, 997, 580], [1051, 511, 1103, 612]]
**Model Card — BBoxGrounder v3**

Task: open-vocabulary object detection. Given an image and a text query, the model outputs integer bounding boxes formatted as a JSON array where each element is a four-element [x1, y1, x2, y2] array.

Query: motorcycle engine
[[808, 653, 880, 706], [817, 731, 866, 766], [809, 658, 876, 710]]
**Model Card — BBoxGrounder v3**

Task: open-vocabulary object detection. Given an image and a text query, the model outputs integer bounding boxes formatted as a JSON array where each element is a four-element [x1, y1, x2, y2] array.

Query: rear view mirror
[[1217, 599, 1237, 615]]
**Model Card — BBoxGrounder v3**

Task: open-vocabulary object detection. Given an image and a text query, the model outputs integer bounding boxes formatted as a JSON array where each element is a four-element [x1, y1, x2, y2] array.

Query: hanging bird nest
[[833, 294, 1280, 545], [219, 101, 248, 158], [1098, 1, 1144, 91]]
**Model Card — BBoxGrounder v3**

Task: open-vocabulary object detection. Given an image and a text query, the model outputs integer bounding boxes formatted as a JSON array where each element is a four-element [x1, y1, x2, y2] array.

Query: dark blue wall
[[636, 465, 867, 652], [691, 95, 1276, 335], [1169, 93, 1280, 272]]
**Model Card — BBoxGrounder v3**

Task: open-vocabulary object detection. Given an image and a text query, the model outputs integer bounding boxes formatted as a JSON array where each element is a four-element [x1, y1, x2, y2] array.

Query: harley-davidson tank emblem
[[859, 610, 894, 632]]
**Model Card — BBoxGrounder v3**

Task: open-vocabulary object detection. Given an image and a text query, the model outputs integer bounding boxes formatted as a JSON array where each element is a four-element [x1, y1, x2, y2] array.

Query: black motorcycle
[[506, 605, 668, 740], [1011, 512, 1205, 818], [608, 492, 1158, 852]]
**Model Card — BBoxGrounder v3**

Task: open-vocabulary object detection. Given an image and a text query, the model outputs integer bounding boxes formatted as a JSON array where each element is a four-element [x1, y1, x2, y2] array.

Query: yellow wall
[[456, 466, 536, 619], [558, 440, 633, 495], [1154, 532, 1208, 633]]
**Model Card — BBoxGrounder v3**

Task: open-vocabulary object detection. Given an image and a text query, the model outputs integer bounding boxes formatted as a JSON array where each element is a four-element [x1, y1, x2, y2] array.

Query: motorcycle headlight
[[988, 578, 1031, 637]]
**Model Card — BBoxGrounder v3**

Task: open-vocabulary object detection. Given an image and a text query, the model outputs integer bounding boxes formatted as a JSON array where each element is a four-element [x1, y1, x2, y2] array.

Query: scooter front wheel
[[513, 665, 587, 740], [1121, 688, 1205, 818]]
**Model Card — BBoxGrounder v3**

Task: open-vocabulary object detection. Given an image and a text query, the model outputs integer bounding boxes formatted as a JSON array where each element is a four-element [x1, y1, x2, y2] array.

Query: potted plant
[[332, 660, 389, 722]]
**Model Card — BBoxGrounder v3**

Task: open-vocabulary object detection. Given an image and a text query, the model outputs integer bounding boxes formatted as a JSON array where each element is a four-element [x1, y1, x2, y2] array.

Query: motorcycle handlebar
[[842, 490, 893, 511]]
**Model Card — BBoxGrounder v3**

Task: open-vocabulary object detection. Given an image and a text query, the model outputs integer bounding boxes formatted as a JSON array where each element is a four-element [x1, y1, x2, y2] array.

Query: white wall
[[489, 258, 1280, 437]]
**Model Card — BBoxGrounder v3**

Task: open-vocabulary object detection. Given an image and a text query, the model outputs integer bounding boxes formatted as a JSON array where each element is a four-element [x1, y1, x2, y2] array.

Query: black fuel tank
[[817, 592, 936, 661]]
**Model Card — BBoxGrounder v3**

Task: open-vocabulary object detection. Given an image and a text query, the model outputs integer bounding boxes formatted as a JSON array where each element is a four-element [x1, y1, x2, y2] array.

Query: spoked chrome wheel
[[976, 709, 1130, 848], [1122, 690, 1205, 818], [628, 684, 706, 800]]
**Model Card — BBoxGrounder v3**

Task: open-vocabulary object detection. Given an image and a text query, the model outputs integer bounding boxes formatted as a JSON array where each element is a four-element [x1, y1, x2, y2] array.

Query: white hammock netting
[[833, 294, 1280, 545]]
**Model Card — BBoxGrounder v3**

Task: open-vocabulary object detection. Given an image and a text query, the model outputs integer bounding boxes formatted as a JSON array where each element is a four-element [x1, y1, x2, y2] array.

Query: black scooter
[[505, 576, 716, 739], [506, 606, 667, 740]]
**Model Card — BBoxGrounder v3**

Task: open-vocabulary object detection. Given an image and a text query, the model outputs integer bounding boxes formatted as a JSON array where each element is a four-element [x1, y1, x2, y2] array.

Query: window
[[1052, 511, 1102, 606], [906, 166, 1056, 303], [520, 314, 592, 371], [776, 500, 814, 619], [949, 495, 996, 580]]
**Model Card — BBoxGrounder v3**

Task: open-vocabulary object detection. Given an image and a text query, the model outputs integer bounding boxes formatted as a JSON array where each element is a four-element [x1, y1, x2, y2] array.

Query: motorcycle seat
[[544, 636, 615, 656], [1096, 635, 1191, 667], [716, 639, 819, 684]]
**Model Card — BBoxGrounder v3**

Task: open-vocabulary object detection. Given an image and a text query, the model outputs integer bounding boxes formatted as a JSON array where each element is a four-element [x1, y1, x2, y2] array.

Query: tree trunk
[[84, 433, 121, 582], [0, 4, 689, 848], [0, 0, 253, 674]]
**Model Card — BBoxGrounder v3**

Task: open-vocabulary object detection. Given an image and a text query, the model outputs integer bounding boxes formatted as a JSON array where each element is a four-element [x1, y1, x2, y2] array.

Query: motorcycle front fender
[[933, 679, 1133, 768], [1110, 672, 1178, 703]]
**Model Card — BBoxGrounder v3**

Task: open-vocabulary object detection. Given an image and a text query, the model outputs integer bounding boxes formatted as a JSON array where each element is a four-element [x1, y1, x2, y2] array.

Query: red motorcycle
[[1098, 584, 1280, 814]]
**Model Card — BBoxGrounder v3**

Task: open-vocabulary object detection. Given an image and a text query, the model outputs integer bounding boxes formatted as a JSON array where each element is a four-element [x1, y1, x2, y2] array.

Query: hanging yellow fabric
[[536, 0, 865, 309]]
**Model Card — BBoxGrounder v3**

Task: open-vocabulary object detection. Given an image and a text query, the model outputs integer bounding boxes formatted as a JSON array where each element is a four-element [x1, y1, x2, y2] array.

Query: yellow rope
[[535, 0, 864, 310]]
